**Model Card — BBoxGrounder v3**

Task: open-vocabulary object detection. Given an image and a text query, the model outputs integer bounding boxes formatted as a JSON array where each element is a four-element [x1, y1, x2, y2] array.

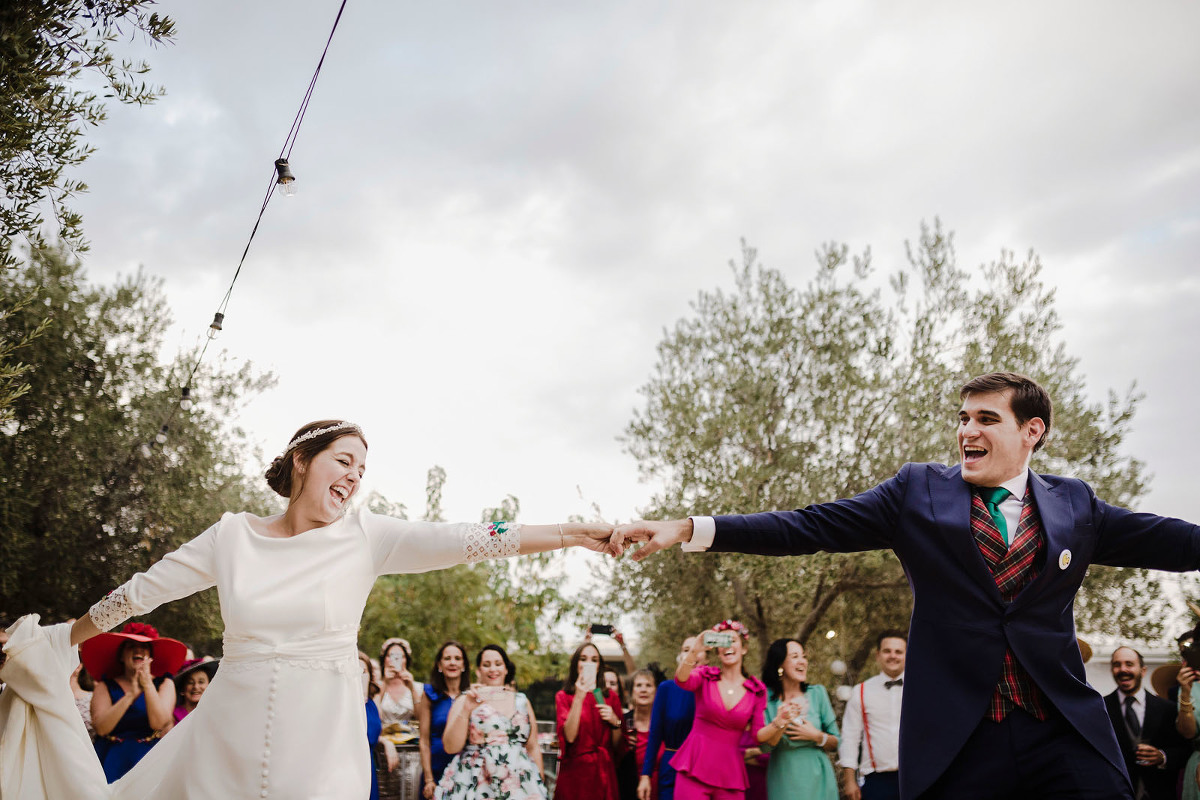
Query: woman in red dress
[[554, 642, 623, 800]]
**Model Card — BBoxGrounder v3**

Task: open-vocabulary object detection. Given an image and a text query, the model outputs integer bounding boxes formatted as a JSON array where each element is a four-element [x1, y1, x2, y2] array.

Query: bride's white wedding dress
[[0, 510, 520, 800]]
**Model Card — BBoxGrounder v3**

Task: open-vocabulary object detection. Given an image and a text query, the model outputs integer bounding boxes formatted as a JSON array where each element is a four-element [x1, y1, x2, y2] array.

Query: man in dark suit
[[1104, 646, 1188, 799], [621, 372, 1200, 800]]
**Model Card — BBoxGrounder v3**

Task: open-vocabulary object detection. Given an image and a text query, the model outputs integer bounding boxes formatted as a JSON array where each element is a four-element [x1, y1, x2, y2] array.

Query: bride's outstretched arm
[[517, 523, 623, 557], [70, 614, 101, 647]]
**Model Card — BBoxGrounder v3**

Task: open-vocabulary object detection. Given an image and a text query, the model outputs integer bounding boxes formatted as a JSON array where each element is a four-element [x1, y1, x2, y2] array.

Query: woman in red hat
[[83, 622, 185, 782], [0, 419, 624, 799]]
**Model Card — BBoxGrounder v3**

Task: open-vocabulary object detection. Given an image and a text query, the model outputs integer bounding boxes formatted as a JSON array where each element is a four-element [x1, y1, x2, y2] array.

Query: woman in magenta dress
[[554, 642, 624, 800], [670, 620, 775, 800]]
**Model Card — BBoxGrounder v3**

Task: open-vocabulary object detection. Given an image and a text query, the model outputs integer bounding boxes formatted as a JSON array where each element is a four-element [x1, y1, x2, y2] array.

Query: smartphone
[[580, 661, 599, 686], [475, 685, 510, 703], [388, 650, 405, 670], [589, 624, 615, 636], [703, 631, 735, 649]]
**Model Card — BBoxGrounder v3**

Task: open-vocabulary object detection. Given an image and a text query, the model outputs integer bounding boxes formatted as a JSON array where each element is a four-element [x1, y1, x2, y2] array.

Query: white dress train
[[0, 510, 520, 800]]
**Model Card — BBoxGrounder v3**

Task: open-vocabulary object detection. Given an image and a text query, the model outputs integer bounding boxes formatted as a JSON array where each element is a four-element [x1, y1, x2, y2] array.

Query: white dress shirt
[[838, 671, 903, 775]]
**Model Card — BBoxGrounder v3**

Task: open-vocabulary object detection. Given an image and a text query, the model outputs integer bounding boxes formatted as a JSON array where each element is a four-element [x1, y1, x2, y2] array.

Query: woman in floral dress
[[436, 644, 546, 799]]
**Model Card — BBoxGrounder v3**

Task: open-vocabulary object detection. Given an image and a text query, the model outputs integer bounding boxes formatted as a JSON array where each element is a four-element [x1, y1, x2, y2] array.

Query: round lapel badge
[[1058, 549, 1072, 570]]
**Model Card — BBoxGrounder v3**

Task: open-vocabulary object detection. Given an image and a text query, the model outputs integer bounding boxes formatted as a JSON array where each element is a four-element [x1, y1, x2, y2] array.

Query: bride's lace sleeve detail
[[464, 521, 522, 563], [88, 584, 135, 632]]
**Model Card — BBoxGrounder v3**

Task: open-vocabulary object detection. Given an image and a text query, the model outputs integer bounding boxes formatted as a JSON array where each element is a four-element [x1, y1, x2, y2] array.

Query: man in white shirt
[[839, 631, 906, 800], [1103, 646, 1187, 800]]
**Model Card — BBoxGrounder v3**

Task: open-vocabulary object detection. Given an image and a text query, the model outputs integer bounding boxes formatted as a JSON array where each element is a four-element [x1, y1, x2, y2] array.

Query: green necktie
[[977, 486, 1012, 545]]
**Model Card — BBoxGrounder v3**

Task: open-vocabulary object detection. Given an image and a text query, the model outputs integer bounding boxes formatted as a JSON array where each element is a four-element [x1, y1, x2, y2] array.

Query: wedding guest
[[419, 640, 469, 798], [172, 657, 219, 723], [605, 666, 630, 713], [672, 620, 770, 799], [378, 638, 422, 731], [438, 644, 546, 798], [1175, 665, 1200, 800], [618, 669, 656, 800], [759, 639, 839, 800], [362, 651, 399, 800], [70, 660, 95, 737], [638, 637, 704, 800], [82, 622, 184, 782], [555, 641, 624, 800]]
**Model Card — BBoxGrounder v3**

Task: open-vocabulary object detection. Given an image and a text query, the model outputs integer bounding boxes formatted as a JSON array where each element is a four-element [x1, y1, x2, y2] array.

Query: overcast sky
[[68, 1, 1199, 612]]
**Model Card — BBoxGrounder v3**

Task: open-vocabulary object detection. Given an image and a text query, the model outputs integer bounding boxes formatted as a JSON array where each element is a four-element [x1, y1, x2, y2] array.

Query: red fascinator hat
[[79, 622, 188, 681]]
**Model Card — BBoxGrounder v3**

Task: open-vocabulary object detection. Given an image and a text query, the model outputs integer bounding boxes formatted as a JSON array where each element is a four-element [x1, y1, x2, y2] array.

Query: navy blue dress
[[93, 676, 168, 783], [424, 683, 456, 782], [640, 680, 697, 800], [366, 699, 382, 800]]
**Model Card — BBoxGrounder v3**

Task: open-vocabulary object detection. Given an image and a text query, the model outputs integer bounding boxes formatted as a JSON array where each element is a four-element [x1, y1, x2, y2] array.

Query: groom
[[622, 372, 1200, 800]]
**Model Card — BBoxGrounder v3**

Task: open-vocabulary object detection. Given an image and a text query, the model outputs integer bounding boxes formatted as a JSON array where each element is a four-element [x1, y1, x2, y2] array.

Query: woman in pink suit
[[670, 620, 788, 800]]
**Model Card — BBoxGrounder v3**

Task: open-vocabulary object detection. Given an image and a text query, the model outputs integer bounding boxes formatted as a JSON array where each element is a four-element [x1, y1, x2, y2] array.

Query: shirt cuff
[[682, 516, 715, 551]]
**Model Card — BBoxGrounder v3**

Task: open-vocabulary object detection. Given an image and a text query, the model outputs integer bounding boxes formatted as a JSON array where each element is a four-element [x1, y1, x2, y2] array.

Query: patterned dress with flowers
[[436, 692, 546, 800]]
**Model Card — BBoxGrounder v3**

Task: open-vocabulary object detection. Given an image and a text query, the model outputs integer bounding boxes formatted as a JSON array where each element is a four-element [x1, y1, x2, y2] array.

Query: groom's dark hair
[[960, 372, 1052, 452]]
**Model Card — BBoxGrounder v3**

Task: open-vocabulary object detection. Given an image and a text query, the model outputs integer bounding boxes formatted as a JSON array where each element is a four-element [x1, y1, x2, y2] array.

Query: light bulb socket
[[274, 158, 296, 186], [208, 312, 224, 339]]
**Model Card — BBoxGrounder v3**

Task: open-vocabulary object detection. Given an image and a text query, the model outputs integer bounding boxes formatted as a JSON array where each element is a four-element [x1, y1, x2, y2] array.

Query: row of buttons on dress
[[260, 662, 281, 797]]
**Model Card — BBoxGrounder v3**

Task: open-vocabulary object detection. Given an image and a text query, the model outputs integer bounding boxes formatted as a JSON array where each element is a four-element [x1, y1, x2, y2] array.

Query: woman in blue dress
[[637, 637, 703, 800], [82, 623, 183, 782], [418, 640, 469, 798]]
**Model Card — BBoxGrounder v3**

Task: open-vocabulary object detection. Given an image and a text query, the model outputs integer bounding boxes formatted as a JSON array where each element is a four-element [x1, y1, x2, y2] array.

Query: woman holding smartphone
[[378, 638, 421, 731], [437, 644, 546, 798], [554, 641, 624, 800], [668, 620, 788, 800]]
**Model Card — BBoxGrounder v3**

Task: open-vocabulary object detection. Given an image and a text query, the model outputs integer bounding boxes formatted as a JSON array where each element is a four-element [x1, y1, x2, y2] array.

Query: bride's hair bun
[[265, 455, 290, 497]]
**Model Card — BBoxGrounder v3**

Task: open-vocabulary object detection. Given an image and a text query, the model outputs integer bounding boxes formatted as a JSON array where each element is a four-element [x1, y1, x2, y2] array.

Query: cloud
[[62, 0, 1200, 536]]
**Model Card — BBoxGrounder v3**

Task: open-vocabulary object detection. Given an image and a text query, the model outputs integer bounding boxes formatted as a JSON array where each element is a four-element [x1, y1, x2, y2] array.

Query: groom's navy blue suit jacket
[[709, 463, 1200, 799]]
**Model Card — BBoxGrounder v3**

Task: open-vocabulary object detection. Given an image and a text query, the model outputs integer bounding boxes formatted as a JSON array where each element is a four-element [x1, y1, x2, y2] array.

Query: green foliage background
[[0, 245, 274, 654], [590, 222, 1162, 688]]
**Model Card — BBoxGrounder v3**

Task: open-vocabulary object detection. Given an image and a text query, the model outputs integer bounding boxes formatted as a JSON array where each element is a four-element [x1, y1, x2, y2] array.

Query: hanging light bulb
[[274, 158, 297, 197], [208, 312, 224, 340], [155, 424, 169, 445], [180, 387, 194, 411], [140, 443, 154, 459]]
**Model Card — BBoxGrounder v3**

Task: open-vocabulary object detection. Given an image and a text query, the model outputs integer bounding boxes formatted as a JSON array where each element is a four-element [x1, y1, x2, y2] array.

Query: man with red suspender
[[622, 372, 1200, 800], [839, 632, 906, 800]]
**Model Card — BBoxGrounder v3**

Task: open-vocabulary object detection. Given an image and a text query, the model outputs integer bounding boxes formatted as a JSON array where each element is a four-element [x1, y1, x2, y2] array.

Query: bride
[[0, 420, 624, 799]]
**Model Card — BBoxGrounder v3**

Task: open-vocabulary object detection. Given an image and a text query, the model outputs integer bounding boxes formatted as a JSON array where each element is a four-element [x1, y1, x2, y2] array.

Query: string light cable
[[144, 0, 350, 454]]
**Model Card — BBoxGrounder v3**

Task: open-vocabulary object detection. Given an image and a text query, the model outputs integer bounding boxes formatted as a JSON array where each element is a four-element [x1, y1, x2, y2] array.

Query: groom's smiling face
[[957, 390, 1045, 487]]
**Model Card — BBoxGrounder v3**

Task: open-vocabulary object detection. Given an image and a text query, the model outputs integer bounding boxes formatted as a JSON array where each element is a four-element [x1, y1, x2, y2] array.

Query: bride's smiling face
[[294, 435, 366, 519]]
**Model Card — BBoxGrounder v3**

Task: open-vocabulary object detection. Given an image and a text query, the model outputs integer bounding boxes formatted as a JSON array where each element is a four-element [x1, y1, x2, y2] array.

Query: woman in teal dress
[[758, 639, 839, 800], [1176, 665, 1200, 800]]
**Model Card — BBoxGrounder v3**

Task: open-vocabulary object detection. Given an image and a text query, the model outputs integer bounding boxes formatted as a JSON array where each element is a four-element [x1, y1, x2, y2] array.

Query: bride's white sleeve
[[361, 509, 522, 576], [87, 520, 220, 632]]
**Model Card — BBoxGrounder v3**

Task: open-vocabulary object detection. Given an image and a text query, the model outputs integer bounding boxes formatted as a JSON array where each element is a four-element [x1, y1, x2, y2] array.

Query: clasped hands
[[576, 519, 692, 560], [770, 700, 823, 743]]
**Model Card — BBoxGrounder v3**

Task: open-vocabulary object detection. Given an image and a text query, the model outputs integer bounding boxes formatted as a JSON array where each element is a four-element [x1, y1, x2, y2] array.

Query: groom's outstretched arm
[[623, 464, 911, 561]]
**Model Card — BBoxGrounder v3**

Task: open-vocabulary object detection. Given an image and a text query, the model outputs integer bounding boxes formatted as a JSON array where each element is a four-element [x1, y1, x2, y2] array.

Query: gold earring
[[777, 667, 784, 678]]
